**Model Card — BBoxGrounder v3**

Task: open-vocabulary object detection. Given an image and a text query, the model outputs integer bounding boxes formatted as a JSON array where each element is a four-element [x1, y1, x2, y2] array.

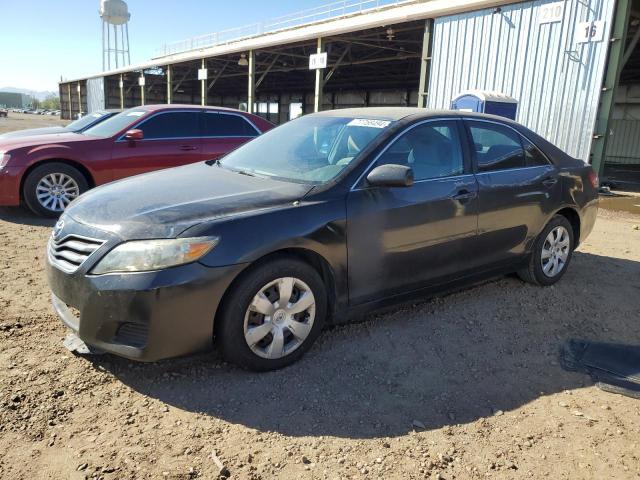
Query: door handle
[[542, 177, 558, 187], [451, 190, 477, 203], [179, 145, 198, 151]]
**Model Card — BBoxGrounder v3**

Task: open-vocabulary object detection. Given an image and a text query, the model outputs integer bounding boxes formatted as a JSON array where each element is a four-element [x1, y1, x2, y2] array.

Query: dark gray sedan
[[46, 108, 599, 371]]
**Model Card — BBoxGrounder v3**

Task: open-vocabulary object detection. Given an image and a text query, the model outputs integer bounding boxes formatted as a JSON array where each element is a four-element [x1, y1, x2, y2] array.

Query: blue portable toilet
[[451, 90, 518, 120]]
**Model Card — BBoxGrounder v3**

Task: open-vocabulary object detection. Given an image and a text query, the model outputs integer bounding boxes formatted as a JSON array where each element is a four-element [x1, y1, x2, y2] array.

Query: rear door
[[110, 110, 202, 179], [346, 119, 479, 305], [464, 119, 561, 267], [200, 111, 260, 161]]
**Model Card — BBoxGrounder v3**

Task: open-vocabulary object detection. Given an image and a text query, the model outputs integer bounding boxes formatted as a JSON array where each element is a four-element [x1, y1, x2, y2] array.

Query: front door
[[346, 119, 479, 305], [110, 110, 203, 180], [464, 120, 561, 267]]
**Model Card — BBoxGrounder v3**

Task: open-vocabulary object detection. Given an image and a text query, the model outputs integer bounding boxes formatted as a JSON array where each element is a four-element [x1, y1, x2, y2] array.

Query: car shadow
[[0, 207, 57, 227], [89, 251, 640, 439]]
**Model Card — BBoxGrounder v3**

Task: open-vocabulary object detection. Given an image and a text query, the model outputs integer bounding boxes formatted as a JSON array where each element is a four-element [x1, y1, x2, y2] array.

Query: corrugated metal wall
[[605, 119, 640, 165], [428, 0, 616, 160], [86, 77, 106, 113]]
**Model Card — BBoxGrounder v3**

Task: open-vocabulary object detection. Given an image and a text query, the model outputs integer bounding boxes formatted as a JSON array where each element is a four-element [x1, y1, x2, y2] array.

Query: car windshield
[[82, 109, 146, 138], [219, 115, 393, 184], [65, 111, 109, 131]]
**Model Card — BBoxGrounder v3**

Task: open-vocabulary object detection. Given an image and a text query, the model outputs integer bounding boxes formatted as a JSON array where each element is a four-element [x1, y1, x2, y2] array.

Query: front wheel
[[23, 162, 88, 217], [216, 258, 327, 371], [518, 214, 575, 286]]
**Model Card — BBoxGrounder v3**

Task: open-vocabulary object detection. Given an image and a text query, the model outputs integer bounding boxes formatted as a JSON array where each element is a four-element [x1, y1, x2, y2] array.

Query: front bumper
[[47, 259, 247, 361]]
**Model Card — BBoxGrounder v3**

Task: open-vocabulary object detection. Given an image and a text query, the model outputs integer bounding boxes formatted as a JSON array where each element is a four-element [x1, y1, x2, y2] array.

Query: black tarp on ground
[[560, 339, 640, 399]]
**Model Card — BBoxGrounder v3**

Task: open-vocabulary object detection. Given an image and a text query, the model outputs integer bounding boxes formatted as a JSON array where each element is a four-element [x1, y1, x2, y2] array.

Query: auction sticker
[[348, 119, 391, 128]]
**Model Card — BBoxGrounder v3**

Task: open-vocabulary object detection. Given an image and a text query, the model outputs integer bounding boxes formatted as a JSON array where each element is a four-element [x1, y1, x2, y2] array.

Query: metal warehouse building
[[60, 0, 640, 186]]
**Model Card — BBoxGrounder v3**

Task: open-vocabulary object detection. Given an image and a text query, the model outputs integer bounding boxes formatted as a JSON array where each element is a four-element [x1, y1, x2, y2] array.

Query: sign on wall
[[575, 20, 605, 43], [309, 52, 328, 70], [538, 1, 564, 24]]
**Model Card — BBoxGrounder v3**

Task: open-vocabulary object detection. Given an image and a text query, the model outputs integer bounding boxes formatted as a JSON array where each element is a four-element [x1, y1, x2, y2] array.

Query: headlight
[[0, 152, 10, 168], [91, 236, 219, 274]]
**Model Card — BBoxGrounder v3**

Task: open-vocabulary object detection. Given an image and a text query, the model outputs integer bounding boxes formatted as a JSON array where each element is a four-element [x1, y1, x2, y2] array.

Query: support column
[[314, 37, 325, 113], [417, 19, 433, 108], [67, 84, 72, 120], [77, 83, 82, 117], [166, 65, 172, 104], [247, 50, 256, 113], [201, 58, 206, 106], [140, 74, 145, 106], [119, 74, 124, 109], [591, 0, 631, 177]]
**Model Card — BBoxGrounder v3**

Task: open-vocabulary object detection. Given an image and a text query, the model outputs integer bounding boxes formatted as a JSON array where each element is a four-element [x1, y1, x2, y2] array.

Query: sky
[[0, 0, 330, 92]]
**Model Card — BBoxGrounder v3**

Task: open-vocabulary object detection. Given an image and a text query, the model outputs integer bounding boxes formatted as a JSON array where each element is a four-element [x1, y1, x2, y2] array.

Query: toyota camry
[[46, 108, 599, 371]]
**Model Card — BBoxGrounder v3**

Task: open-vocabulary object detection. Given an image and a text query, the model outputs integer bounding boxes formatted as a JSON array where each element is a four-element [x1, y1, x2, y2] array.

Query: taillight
[[588, 170, 599, 189]]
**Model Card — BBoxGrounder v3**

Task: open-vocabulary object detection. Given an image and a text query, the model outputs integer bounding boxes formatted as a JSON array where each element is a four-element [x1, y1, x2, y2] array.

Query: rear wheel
[[23, 162, 88, 217], [216, 258, 327, 371], [518, 214, 574, 286]]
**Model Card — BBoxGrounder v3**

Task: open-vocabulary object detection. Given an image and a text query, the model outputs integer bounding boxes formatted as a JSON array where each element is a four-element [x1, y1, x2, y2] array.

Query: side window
[[468, 122, 525, 172], [522, 137, 550, 167], [375, 121, 464, 181], [203, 113, 258, 137], [137, 112, 200, 139]]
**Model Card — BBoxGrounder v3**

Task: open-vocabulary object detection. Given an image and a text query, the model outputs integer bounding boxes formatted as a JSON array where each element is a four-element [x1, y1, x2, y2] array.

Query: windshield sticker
[[126, 111, 146, 117], [347, 118, 391, 129]]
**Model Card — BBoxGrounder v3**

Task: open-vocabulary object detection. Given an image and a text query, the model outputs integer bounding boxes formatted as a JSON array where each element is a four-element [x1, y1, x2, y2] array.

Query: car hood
[[0, 126, 70, 139], [0, 131, 90, 150], [65, 162, 314, 240]]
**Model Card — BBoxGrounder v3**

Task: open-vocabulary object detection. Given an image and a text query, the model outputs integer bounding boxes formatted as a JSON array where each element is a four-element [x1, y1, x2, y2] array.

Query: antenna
[[99, 0, 131, 71]]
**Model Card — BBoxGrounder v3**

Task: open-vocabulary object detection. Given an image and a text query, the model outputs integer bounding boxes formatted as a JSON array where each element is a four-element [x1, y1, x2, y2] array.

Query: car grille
[[48, 234, 105, 273]]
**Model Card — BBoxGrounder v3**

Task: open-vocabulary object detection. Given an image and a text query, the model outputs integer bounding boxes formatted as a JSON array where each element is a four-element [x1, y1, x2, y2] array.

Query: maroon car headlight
[[0, 152, 10, 168], [91, 236, 220, 275]]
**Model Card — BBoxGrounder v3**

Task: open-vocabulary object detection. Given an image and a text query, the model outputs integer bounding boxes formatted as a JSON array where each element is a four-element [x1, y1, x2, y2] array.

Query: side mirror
[[124, 129, 144, 141], [366, 164, 414, 188]]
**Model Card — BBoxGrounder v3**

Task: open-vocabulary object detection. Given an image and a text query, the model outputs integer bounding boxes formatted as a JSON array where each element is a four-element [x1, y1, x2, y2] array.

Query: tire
[[518, 214, 575, 286], [216, 257, 327, 371], [23, 162, 89, 217]]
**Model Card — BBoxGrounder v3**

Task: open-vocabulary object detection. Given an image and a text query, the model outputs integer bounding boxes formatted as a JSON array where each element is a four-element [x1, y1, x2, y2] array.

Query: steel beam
[[256, 54, 280, 89], [201, 58, 206, 106], [120, 74, 124, 109], [324, 45, 350, 84], [167, 65, 172, 104], [208, 63, 227, 91], [591, 0, 631, 177], [314, 37, 325, 113], [417, 19, 433, 108], [248, 50, 256, 113], [67, 84, 72, 120]]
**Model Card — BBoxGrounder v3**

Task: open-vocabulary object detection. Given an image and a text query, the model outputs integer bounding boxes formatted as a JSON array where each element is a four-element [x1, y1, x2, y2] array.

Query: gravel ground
[[1, 115, 639, 479]]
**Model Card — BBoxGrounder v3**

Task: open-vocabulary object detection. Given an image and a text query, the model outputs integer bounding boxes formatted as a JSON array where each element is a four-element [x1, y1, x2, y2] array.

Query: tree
[[41, 95, 61, 110]]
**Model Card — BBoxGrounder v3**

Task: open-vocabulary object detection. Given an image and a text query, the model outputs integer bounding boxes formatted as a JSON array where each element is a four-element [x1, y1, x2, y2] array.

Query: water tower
[[100, 0, 131, 71]]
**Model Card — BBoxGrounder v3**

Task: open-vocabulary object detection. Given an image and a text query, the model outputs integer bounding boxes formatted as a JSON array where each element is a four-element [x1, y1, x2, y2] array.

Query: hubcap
[[541, 226, 570, 278], [243, 277, 316, 360], [35, 173, 80, 212]]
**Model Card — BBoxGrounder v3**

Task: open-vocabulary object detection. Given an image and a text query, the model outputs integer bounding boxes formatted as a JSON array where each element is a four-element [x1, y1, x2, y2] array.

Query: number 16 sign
[[575, 20, 605, 43]]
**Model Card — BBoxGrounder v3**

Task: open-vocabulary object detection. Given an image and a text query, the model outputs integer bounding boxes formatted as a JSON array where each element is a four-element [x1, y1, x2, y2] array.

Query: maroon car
[[0, 105, 274, 216]]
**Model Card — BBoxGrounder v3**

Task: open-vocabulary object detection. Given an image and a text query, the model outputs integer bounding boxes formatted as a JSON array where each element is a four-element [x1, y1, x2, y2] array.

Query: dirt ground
[[1, 114, 640, 479], [0, 112, 68, 131]]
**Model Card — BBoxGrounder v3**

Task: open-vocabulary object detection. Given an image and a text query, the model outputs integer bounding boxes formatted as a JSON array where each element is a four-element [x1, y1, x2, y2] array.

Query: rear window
[[202, 113, 258, 137]]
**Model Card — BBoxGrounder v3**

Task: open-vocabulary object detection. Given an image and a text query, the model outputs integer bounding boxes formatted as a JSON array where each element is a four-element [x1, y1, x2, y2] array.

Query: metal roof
[[60, 0, 513, 84]]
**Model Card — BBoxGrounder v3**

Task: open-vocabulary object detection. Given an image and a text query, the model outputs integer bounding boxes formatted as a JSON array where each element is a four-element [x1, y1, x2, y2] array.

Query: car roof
[[139, 104, 251, 115], [313, 107, 523, 125]]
